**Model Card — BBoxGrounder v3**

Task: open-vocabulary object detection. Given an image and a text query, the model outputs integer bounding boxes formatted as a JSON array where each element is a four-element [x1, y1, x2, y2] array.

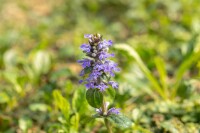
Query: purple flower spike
[[79, 34, 121, 116], [78, 33, 120, 92]]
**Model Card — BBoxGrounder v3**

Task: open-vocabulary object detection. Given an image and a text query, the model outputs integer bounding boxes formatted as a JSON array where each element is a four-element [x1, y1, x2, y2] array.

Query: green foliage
[[53, 90, 70, 120], [86, 88, 103, 108], [115, 44, 200, 101], [154, 56, 168, 93], [107, 114, 132, 129], [72, 87, 88, 114], [0, 0, 200, 132], [115, 44, 166, 99], [103, 87, 116, 103], [172, 50, 200, 98]]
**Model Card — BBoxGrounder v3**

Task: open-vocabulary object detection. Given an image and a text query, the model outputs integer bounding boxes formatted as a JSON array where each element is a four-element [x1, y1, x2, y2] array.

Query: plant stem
[[104, 118, 113, 133], [102, 100, 112, 133]]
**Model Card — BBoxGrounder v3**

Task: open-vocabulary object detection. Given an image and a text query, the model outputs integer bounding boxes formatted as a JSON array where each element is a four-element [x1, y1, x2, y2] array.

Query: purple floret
[[78, 58, 92, 68], [89, 70, 102, 80], [84, 34, 92, 38], [108, 107, 121, 115], [80, 44, 91, 53], [85, 81, 95, 89], [103, 60, 120, 77], [97, 83, 108, 91], [109, 81, 119, 89], [107, 107, 121, 115], [99, 52, 115, 60], [98, 40, 113, 49]]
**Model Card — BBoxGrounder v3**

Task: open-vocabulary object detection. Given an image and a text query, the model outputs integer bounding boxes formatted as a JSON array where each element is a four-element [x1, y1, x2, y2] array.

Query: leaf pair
[[86, 88, 133, 129]]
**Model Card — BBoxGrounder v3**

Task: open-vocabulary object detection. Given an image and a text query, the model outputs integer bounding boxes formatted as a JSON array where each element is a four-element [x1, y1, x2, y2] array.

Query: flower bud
[[97, 33, 101, 38], [103, 47, 109, 52], [89, 39, 93, 44], [92, 53, 96, 57], [93, 50, 97, 53]]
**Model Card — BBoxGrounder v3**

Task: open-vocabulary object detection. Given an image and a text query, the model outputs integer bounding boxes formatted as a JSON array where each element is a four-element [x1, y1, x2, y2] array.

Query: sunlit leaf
[[53, 90, 70, 120], [107, 114, 132, 129], [0, 92, 9, 104], [72, 87, 88, 113], [115, 44, 166, 100], [29, 103, 49, 112]]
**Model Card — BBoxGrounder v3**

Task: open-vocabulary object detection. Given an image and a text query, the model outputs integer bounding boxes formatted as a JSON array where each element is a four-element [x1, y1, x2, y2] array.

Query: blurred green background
[[0, 0, 200, 132]]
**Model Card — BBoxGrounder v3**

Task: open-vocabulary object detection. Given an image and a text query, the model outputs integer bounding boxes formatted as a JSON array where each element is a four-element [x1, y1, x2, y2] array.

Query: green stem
[[102, 100, 112, 133], [104, 118, 113, 133]]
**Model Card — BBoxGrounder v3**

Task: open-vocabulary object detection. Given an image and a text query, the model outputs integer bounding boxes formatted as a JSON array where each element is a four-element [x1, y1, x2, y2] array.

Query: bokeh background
[[0, 0, 200, 132]]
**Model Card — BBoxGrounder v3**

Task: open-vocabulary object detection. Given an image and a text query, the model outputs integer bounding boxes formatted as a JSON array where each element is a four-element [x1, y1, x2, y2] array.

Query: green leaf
[[115, 44, 166, 100], [53, 90, 70, 120], [154, 57, 168, 95], [72, 87, 87, 113], [0, 92, 9, 104], [107, 114, 132, 129], [172, 50, 200, 98], [83, 113, 104, 125], [92, 113, 104, 119], [86, 88, 103, 108], [3, 71, 23, 93], [70, 113, 79, 133]]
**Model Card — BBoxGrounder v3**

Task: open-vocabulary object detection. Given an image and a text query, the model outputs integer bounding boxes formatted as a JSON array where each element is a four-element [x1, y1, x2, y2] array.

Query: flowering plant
[[78, 33, 132, 132]]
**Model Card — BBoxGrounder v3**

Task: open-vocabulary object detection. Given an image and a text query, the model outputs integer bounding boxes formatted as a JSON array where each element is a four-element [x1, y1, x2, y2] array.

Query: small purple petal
[[110, 53, 115, 57], [84, 34, 92, 38], [80, 44, 91, 53], [109, 81, 119, 89], [98, 40, 113, 49], [79, 70, 85, 76], [108, 107, 121, 115], [97, 82, 108, 91], [79, 80, 84, 84], [99, 52, 114, 60], [93, 62, 104, 71], [85, 82, 95, 89], [107, 40, 113, 46], [89, 70, 102, 80], [78, 59, 92, 68]]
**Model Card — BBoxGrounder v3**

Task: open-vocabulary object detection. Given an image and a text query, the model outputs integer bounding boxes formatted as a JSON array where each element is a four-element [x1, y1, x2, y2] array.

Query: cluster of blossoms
[[78, 33, 120, 115], [78, 33, 120, 91]]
